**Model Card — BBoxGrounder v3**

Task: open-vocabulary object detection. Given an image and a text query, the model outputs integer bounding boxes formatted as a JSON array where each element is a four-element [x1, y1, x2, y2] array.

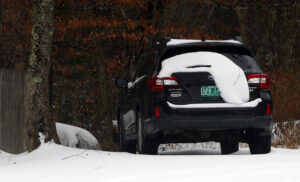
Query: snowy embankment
[[272, 120, 300, 147], [56, 122, 100, 150], [1, 140, 300, 182]]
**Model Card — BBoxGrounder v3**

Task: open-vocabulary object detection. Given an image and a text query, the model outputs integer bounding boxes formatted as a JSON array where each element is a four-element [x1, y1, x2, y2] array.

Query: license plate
[[201, 86, 220, 97]]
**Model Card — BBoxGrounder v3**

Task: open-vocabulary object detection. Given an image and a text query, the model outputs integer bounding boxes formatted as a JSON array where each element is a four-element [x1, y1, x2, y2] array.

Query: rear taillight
[[155, 107, 160, 117], [247, 74, 270, 89], [266, 104, 271, 115], [148, 76, 179, 91]]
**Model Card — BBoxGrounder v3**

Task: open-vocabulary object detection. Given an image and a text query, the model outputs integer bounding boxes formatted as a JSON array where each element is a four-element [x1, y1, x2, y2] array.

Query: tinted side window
[[132, 60, 144, 81], [140, 51, 157, 76], [133, 51, 157, 79]]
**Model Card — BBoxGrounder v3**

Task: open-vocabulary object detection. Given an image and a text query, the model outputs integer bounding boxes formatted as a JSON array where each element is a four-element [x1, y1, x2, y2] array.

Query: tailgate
[[165, 72, 223, 105]]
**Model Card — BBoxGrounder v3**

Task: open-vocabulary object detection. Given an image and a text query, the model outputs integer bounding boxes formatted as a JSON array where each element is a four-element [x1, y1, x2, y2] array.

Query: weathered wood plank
[[0, 69, 25, 154], [0, 70, 3, 148]]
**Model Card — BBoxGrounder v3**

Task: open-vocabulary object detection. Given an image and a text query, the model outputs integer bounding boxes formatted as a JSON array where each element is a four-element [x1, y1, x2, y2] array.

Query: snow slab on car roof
[[158, 51, 249, 104], [166, 39, 242, 46]]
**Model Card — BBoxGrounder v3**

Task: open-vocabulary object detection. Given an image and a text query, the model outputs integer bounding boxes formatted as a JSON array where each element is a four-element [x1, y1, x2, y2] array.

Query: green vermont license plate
[[201, 86, 220, 97]]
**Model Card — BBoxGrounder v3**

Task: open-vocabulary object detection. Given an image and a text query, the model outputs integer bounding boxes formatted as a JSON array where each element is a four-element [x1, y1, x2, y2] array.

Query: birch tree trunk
[[24, 0, 58, 151]]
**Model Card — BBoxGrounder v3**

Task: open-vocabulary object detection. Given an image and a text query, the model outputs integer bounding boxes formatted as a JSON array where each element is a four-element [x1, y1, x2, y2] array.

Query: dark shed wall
[[0, 69, 25, 154]]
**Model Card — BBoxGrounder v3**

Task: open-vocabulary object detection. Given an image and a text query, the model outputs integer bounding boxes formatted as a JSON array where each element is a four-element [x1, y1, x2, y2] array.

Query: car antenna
[[201, 37, 206, 41]]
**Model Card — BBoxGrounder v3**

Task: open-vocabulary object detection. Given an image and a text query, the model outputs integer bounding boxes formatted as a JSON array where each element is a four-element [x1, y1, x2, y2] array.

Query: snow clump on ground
[[56, 122, 101, 150]]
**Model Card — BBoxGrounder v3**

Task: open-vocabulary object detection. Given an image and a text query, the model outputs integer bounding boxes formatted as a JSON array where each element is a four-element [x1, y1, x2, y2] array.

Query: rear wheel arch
[[117, 107, 123, 135], [135, 101, 144, 121], [135, 104, 140, 118], [134, 103, 141, 140]]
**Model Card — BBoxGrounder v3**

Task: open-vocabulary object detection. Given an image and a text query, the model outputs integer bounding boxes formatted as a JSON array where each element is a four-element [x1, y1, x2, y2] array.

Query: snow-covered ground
[[1, 140, 300, 182]]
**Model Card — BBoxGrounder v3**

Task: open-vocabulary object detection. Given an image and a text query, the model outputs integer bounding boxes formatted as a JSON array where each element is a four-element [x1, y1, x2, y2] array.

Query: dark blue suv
[[116, 38, 272, 155]]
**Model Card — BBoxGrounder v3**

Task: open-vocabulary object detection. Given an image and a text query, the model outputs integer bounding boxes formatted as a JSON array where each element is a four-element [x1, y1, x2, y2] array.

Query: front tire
[[118, 119, 136, 153]]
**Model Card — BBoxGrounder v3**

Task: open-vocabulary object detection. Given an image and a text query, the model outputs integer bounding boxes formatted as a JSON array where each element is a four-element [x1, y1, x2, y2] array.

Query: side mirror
[[115, 78, 128, 88]]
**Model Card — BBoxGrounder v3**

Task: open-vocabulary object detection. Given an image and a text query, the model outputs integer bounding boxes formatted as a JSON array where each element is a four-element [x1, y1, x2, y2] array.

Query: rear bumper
[[143, 96, 273, 136], [144, 115, 273, 135]]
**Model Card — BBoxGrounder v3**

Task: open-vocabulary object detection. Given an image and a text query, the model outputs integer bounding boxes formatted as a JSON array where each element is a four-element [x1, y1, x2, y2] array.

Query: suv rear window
[[159, 44, 260, 71]]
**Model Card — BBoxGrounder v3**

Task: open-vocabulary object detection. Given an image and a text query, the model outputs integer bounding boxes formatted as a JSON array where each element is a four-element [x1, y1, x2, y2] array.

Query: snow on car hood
[[158, 51, 249, 104]]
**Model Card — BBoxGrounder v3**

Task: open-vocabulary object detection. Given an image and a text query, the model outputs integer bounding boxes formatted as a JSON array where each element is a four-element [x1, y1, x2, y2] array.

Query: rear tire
[[249, 129, 271, 154], [221, 140, 239, 154], [137, 112, 158, 155], [118, 119, 136, 153]]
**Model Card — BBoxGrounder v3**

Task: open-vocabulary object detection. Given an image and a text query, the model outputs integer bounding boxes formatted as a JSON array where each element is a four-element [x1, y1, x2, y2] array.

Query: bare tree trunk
[[99, 61, 115, 150], [24, 0, 58, 151]]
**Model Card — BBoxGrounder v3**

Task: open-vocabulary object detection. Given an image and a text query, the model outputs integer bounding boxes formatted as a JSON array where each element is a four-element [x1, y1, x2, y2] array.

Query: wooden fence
[[0, 69, 25, 154]]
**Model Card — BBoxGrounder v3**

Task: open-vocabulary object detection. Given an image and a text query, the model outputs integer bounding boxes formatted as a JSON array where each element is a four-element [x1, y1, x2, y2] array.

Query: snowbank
[[272, 120, 300, 148], [158, 51, 249, 104], [1, 141, 300, 182], [56, 123, 101, 150]]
